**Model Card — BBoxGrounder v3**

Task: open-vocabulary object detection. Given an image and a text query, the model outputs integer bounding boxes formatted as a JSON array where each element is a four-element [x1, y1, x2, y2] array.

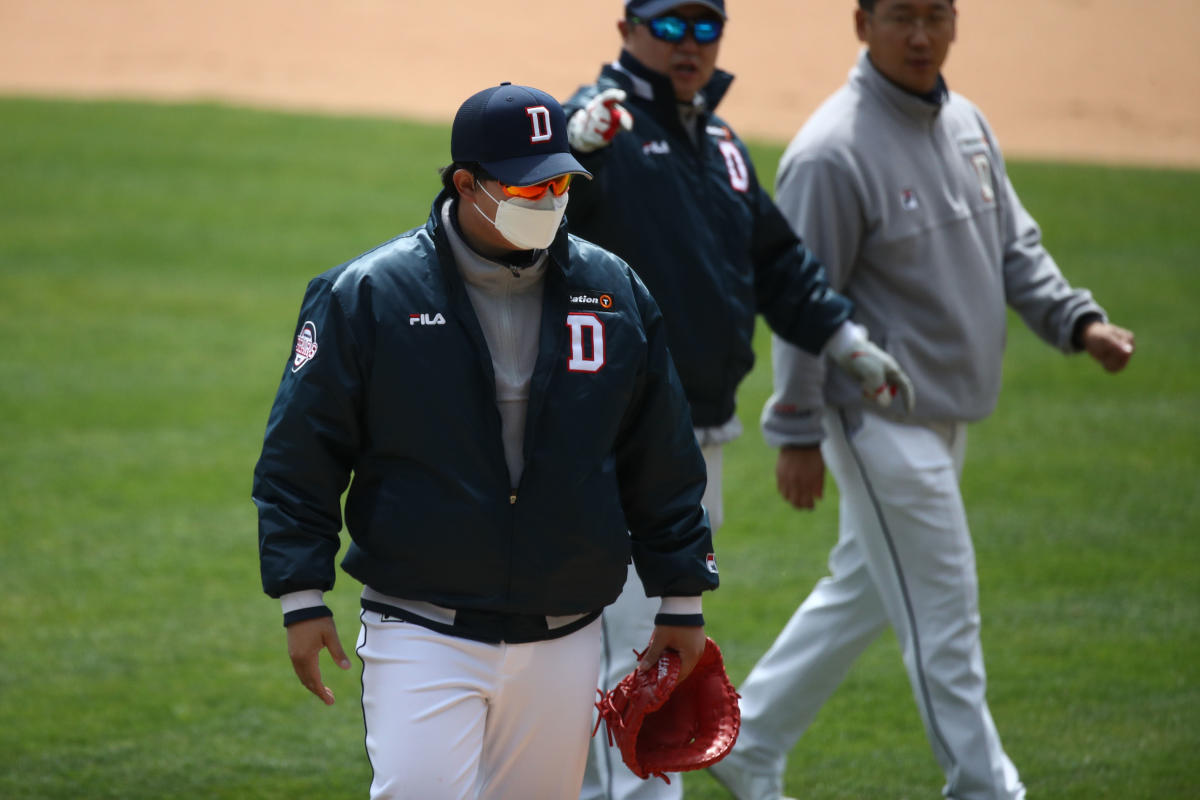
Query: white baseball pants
[[727, 409, 1025, 800], [357, 610, 603, 800], [579, 443, 724, 800]]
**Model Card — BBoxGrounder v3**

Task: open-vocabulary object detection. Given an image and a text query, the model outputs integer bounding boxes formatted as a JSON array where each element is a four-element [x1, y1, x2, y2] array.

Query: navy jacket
[[253, 192, 717, 619], [564, 52, 853, 427]]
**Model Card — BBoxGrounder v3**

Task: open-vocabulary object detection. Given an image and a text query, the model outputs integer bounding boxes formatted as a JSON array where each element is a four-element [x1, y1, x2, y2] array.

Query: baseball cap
[[451, 83, 591, 187], [625, 0, 726, 19]]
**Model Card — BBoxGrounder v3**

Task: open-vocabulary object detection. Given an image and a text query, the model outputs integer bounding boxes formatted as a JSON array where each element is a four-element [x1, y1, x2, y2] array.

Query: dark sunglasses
[[629, 14, 724, 45]]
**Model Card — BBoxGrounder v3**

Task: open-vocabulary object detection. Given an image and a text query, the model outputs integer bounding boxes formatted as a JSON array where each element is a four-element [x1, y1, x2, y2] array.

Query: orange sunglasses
[[500, 174, 573, 201]]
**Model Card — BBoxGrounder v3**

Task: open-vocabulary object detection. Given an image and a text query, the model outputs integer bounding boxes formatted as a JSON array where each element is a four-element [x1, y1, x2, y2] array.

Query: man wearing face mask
[[253, 82, 720, 800], [563, 4, 912, 798]]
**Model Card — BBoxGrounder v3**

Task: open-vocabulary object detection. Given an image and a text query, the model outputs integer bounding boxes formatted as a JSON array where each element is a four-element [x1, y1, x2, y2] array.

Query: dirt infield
[[2, 0, 1198, 168]]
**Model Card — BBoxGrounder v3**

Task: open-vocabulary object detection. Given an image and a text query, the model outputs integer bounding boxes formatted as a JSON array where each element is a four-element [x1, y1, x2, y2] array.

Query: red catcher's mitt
[[593, 637, 740, 784]]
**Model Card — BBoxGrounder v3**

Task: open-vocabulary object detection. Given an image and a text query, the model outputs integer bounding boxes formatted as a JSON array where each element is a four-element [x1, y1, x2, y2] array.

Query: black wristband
[[283, 605, 333, 627], [654, 612, 705, 627]]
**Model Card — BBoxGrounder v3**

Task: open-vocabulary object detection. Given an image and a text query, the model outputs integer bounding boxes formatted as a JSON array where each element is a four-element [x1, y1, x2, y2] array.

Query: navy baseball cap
[[451, 83, 591, 187], [625, 0, 726, 19]]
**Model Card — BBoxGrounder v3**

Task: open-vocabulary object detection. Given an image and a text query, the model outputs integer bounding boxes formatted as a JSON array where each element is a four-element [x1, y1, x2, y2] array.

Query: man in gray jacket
[[709, 2, 1136, 799]]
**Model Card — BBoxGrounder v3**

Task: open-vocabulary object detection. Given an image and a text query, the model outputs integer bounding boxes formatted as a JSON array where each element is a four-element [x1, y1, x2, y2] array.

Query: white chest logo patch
[[409, 312, 446, 326], [718, 140, 749, 193], [900, 188, 920, 211], [292, 321, 318, 373], [566, 312, 606, 373], [971, 153, 996, 204]]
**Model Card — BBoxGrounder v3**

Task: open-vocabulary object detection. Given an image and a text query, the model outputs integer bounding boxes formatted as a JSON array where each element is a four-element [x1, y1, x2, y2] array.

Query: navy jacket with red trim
[[253, 190, 717, 617]]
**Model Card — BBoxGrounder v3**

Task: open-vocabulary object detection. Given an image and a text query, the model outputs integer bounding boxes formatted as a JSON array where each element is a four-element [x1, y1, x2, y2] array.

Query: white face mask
[[473, 181, 569, 251]]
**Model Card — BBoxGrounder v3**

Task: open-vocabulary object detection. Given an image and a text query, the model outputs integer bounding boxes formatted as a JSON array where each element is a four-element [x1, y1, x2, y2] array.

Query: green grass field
[[1, 97, 1196, 799]]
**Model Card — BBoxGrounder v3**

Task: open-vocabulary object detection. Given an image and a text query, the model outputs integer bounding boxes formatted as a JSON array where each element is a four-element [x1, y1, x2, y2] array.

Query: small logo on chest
[[970, 153, 996, 204], [569, 291, 615, 311], [900, 188, 920, 211], [409, 312, 446, 326]]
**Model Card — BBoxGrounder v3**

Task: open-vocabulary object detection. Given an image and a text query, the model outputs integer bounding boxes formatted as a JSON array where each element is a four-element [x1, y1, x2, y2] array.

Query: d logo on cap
[[451, 82, 592, 188], [527, 106, 553, 143]]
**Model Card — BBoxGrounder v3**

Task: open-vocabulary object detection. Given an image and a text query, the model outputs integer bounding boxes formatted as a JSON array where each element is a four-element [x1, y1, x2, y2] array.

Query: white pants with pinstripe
[[357, 611, 603, 800], [726, 409, 1025, 800]]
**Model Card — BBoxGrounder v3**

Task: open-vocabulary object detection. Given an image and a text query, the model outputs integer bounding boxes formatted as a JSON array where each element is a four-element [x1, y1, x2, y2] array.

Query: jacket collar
[[426, 188, 573, 282], [852, 48, 947, 125], [608, 50, 734, 121]]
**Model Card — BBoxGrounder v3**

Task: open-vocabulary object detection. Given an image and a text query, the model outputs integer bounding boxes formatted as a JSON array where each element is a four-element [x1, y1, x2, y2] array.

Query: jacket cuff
[[1070, 312, 1105, 351], [281, 589, 328, 627], [658, 596, 702, 615], [820, 319, 862, 359], [283, 606, 333, 627], [655, 596, 703, 625], [654, 613, 705, 626], [761, 401, 826, 448]]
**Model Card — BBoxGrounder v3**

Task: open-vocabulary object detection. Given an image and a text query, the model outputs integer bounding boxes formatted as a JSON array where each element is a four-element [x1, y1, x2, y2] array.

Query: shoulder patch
[[291, 321, 318, 373]]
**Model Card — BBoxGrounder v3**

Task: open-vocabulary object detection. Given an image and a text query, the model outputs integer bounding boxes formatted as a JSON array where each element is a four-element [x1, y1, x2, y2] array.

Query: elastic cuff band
[[280, 588, 325, 615], [283, 606, 333, 627], [657, 595, 703, 616], [654, 613, 705, 627], [823, 319, 863, 358]]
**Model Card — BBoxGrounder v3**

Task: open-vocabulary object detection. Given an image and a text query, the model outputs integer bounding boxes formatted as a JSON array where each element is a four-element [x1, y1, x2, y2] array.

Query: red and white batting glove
[[828, 322, 916, 413], [567, 88, 634, 153]]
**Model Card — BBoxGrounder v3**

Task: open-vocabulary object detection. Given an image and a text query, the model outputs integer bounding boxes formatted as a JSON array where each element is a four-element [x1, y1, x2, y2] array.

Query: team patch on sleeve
[[291, 320, 319, 373]]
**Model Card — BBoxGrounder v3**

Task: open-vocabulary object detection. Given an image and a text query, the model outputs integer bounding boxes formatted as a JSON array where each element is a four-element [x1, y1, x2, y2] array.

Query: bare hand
[[1082, 321, 1135, 373], [639, 625, 707, 682], [777, 446, 825, 510], [286, 616, 352, 705]]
